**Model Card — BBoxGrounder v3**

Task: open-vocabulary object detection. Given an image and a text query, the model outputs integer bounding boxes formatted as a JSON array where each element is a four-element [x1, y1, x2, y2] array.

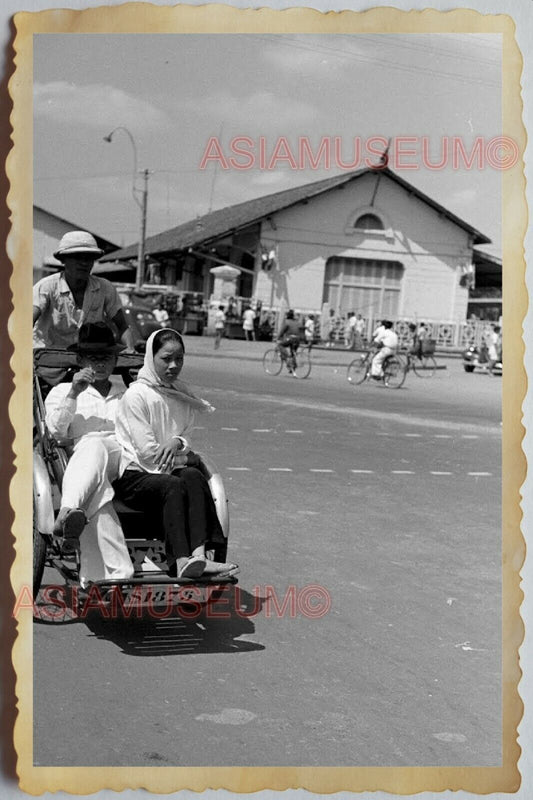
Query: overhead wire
[[250, 34, 501, 89], [335, 32, 501, 68]]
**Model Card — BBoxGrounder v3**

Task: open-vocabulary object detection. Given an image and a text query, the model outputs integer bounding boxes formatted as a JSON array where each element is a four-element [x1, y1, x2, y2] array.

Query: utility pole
[[136, 168, 149, 289]]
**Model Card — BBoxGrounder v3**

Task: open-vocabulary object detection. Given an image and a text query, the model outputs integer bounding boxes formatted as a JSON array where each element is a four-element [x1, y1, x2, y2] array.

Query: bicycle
[[263, 341, 312, 379], [346, 349, 406, 389], [400, 349, 438, 378]]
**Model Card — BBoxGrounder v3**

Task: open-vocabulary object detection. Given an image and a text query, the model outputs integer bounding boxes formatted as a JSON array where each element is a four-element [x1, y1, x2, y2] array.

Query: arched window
[[354, 213, 384, 230]]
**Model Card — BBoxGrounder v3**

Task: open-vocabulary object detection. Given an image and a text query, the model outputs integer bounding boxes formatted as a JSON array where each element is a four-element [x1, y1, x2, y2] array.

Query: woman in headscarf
[[113, 328, 238, 580]]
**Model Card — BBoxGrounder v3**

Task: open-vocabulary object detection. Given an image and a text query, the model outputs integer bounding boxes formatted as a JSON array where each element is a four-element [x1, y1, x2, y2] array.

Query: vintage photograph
[[10, 6, 525, 794]]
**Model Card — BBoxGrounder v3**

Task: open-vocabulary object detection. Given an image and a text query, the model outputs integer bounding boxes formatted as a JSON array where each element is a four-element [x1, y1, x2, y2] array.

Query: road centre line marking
[[285, 430, 303, 434], [462, 435, 479, 439], [208, 386, 501, 436], [223, 467, 494, 476], [221, 427, 239, 431], [317, 431, 332, 434], [434, 434, 452, 438], [376, 433, 391, 436], [253, 429, 271, 432], [405, 433, 422, 437]]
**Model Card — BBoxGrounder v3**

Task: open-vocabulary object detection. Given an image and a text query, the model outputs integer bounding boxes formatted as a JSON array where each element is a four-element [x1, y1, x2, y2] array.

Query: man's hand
[[67, 367, 95, 398], [185, 451, 202, 468]]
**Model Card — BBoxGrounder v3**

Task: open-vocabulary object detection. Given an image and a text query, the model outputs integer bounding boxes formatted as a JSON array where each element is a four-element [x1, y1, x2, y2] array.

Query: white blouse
[[115, 381, 196, 474]]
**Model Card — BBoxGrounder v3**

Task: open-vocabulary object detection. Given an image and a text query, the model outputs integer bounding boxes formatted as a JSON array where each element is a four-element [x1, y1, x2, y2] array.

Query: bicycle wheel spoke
[[292, 350, 311, 378], [262, 349, 283, 376], [383, 355, 406, 389], [347, 354, 369, 385], [413, 355, 437, 377]]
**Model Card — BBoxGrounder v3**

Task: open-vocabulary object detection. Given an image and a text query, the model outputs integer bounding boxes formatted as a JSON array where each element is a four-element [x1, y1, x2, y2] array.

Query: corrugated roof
[[473, 247, 501, 266], [101, 167, 490, 261]]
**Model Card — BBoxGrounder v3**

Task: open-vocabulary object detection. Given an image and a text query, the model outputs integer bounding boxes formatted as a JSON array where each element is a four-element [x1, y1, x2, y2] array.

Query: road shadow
[[34, 584, 267, 657]]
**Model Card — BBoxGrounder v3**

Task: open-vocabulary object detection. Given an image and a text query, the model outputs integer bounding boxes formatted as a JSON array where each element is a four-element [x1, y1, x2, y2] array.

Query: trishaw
[[33, 348, 237, 616]]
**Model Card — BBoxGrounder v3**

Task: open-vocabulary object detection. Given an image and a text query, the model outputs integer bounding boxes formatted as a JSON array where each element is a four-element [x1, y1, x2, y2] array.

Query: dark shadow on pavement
[[34, 584, 267, 657]]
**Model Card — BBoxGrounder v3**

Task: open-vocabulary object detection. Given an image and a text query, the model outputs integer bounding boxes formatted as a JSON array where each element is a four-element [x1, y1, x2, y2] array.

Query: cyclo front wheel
[[292, 349, 311, 379], [412, 355, 437, 378], [383, 355, 406, 389], [263, 348, 283, 376], [347, 354, 369, 385]]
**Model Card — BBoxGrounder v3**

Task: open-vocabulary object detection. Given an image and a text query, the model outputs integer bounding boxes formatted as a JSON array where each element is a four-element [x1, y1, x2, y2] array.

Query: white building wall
[[33, 208, 73, 265], [254, 172, 475, 323]]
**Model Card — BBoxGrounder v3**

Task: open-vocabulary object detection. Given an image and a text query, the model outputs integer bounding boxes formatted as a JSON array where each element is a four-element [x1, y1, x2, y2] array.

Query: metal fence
[[230, 297, 498, 351], [316, 315, 497, 350]]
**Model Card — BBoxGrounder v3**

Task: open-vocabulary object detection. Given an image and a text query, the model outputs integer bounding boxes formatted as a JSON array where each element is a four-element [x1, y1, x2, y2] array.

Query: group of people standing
[[34, 230, 238, 588], [212, 304, 257, 350], [345, 312, 366, 350]]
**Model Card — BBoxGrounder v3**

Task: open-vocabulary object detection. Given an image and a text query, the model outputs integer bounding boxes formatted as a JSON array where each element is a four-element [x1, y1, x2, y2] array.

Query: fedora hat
[[54, 231, 104, 260], [67, 322, 125, 354]]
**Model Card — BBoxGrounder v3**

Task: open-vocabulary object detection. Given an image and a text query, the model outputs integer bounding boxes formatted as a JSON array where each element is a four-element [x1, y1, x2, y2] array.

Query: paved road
[[33, 349, 501, 767]]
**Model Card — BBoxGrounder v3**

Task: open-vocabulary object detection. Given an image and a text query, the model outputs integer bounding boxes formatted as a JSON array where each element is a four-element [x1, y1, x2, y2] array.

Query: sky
[[33, 33, 502, 253]]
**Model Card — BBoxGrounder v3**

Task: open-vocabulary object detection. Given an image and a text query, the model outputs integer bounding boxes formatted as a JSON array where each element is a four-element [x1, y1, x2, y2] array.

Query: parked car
[[124, 305, 160, 349], [462, 344, 502, 375]]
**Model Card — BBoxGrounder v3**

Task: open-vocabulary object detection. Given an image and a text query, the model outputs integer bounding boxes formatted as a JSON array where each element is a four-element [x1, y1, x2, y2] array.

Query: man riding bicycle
[[277, 310, 301, 374], [371, 319, 398, 379]]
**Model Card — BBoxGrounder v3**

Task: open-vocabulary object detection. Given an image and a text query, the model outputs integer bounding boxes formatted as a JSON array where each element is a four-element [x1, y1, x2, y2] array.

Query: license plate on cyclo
[[114, 584, 210, 608]]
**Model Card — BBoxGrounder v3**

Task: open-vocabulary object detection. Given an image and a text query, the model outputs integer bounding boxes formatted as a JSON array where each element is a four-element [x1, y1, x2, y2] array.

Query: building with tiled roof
[[102, 166, 495, 327]]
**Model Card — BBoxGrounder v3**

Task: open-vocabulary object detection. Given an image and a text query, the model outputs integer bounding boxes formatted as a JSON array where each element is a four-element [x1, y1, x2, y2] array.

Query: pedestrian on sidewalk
[[487, 324, 501, 375], [214, 305, 226, 350], [345, 312, 356, 349], [304, 314, 315, 349], [242, 306, 256, 341], [354, 313, 366, 350]]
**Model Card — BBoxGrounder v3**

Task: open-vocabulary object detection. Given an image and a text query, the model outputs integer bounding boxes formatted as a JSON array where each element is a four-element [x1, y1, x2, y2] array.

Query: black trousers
[[113, 467, 225, 563]]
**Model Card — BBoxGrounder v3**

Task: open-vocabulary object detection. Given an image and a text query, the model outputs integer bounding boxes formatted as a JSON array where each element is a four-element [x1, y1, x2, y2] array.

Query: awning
[[92, 263, 136, 275]]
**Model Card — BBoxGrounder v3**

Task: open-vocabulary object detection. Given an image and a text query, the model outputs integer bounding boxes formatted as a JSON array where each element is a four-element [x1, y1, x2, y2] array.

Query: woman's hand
[[67, 367, 95, 398], [154, 437, 187, 473]]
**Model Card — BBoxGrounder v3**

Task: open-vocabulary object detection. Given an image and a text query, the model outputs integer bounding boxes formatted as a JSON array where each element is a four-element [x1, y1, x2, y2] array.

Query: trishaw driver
[[33, 230, 134, 354]]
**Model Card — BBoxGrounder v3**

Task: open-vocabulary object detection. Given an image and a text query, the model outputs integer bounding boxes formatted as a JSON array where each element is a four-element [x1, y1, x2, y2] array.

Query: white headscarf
[[137, 328, 215, 413]]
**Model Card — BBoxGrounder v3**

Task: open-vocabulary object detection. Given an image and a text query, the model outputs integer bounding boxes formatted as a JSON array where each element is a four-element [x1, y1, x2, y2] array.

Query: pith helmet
[[53, 231, 104, 260]]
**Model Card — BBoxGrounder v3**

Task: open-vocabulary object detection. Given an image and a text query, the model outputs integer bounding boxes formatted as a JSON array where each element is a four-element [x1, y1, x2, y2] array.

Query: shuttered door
[[323, 257, 403, 317]]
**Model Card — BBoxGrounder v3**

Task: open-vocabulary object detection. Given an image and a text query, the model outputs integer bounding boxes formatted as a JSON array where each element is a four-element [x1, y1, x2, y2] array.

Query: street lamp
[[103, 126, 149, 289]]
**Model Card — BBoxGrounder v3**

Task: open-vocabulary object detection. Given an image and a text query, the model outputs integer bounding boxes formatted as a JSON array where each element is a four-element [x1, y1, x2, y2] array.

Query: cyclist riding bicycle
[[371, 319, 398, 379], [277, 310, 301, 373]]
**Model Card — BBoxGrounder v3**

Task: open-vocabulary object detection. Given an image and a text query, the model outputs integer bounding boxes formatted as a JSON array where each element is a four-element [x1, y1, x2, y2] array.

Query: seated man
[[371, 319, 398, 378], [33, 231, 134, 384], [277, 309, 301, 373], [44, 322, 134, 587]]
